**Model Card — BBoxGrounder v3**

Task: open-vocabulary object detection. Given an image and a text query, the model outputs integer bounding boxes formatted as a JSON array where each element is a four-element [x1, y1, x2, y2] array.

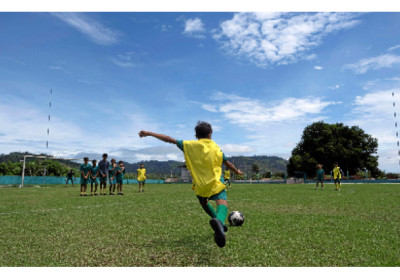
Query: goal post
[[19, 155, 82, 188]]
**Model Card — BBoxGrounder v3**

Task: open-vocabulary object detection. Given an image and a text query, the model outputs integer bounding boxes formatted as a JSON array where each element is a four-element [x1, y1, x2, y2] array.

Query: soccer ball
[[228, 211, 245, 226]]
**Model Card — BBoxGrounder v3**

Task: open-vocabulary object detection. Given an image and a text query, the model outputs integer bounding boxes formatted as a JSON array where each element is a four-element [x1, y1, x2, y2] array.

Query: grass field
[[0, 183, 399, 267]]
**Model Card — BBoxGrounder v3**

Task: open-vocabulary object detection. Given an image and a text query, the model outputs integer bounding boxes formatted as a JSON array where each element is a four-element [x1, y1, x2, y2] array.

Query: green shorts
[[197, 189, 227, 203], [81, 177, 89, 185], [109, 177, 116, 185], [138, 180, 146, 184], [117, 178, 123, 185], [90, 177, 100, 184], [99, 175, 107, 183], [317, 176, 323, 182]]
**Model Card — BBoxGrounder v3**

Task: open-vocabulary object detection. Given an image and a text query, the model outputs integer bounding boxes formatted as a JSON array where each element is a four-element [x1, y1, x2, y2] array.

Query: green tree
[[287, 121, 381, 178], [251, 163, 260, 175]]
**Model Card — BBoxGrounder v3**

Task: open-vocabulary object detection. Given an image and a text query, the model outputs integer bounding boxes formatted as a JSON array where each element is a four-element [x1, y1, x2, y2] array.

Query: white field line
[[0, 201, 132, 216]]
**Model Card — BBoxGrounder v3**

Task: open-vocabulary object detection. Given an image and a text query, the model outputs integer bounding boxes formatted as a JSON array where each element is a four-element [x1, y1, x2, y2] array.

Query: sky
[[1, 4, 400, 172]]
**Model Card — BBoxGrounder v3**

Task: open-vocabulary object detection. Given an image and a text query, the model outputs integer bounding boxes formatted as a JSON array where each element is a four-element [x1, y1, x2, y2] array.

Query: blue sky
[[1, 9, 400, 172]]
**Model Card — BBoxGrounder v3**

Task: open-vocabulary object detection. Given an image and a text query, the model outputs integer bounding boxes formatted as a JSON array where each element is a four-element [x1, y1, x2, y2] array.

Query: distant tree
[[251, 163, 260, 175], [287, 121, 382, 178], [262, 171, 272, 178]]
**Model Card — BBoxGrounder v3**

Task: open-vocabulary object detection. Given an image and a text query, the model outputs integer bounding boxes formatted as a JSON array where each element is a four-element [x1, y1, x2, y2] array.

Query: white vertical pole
[[19, 155, 27, 188]]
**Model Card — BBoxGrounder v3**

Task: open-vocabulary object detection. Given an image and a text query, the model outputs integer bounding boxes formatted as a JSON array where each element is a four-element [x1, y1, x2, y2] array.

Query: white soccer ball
[[228, 211, 245, 226]]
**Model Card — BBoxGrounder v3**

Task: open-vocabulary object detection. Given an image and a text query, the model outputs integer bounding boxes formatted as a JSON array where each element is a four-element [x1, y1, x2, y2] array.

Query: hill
[[0, 152, 288, 177]]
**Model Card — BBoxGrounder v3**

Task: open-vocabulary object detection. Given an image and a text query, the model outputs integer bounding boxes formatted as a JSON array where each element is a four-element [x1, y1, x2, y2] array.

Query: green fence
[[0, 176, 164, 186]]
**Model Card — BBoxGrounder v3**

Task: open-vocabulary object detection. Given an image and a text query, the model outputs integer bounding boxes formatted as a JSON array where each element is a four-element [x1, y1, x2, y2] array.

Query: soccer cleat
[[209, 218, 226, 248], [223, 224, 228, 232]]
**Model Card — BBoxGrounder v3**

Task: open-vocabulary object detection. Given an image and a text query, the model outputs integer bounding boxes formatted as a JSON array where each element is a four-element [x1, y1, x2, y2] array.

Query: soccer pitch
[[0, 183, 399, 267]]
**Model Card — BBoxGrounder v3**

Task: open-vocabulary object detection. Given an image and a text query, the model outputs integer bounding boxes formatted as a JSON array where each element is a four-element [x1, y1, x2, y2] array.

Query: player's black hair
[[83, 157, 89, 161], [92, 159, 97, 163], [195, 121, 212, 139], [102, 153, 108, 158], [118, 161, 123, 164], [140, 163, 144, 166]]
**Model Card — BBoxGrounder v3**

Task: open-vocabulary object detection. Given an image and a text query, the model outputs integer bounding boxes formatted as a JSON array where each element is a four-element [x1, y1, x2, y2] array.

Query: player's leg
[[120, 182, 123, 195], [211, 196, 228, 248], [338, 178, 341, 191], [94, 182, 98, 195], [197, 196, 217, 219], [80, 183, 84, 196], [90, 182, 94, 196], [138, 182, 142, 192], [142, 181, 145, 192], [315, 181, 319, 190]]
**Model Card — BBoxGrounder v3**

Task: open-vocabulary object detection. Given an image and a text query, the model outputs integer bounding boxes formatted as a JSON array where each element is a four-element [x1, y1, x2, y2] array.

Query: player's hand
[[237, 169, 244, 175], [139, 130, 149, 138]]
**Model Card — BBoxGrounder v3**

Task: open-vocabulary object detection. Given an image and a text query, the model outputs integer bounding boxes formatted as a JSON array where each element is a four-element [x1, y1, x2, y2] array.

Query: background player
[[137, 163, 146, 193], [109, 158, 117, 195], [98, 153, 109, 195], [80, 157, 91, 196], [116, 161, 126, 195], [65, 169, 75, 187], [90, 160, 100, 196], [315, 164, 324, 190], [224, 169, 231, 188], [332, 162, 344, 191]]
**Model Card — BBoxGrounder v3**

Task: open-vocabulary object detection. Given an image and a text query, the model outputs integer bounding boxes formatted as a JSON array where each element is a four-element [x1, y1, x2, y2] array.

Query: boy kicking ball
[[139, 121, 243, 248]]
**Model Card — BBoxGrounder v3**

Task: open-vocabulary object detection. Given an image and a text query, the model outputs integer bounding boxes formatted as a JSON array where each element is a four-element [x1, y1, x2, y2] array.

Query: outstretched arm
[[224, 160, 243, 175], [139, 131, 177, 145]]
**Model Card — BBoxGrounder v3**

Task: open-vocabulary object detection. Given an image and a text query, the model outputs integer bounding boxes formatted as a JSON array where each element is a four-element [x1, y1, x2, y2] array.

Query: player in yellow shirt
[[137, 164, 146, 193], [139, 121, 243, 248], [224, 169, 231, 188], [332, 162, 344, 191]]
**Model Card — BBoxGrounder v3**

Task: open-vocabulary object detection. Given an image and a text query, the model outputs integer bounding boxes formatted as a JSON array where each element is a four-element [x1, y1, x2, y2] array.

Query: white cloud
[[344, 54, 400, 74], [183, 18, 206, 38], [314, 65, 324, 70], [213, 12, 360, 67], [329, 84, 340, 90], [220, 144, 254, 155], [110, 52, 136, 67], [52, 13, 120, 45], [388, 44, 400, 52], [202, 92, 338, 128], [349, 88, 400, 171]]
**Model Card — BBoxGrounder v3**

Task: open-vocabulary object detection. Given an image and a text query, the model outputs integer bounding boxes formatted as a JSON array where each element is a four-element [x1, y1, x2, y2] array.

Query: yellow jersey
[[137, 168, 146, 181], [333, 166, 342, 179], [183, 138, 226, 198], [224, 170, 231, 180]]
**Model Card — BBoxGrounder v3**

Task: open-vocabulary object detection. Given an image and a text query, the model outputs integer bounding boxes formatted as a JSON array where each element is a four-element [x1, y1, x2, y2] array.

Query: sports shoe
[[223, 224, 228, 232], [209, 218, 226, 248]]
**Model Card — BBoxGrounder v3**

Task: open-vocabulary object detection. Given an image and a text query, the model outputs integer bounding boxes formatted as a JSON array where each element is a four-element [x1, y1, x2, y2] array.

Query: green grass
[[0, 183, 399, 266]]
